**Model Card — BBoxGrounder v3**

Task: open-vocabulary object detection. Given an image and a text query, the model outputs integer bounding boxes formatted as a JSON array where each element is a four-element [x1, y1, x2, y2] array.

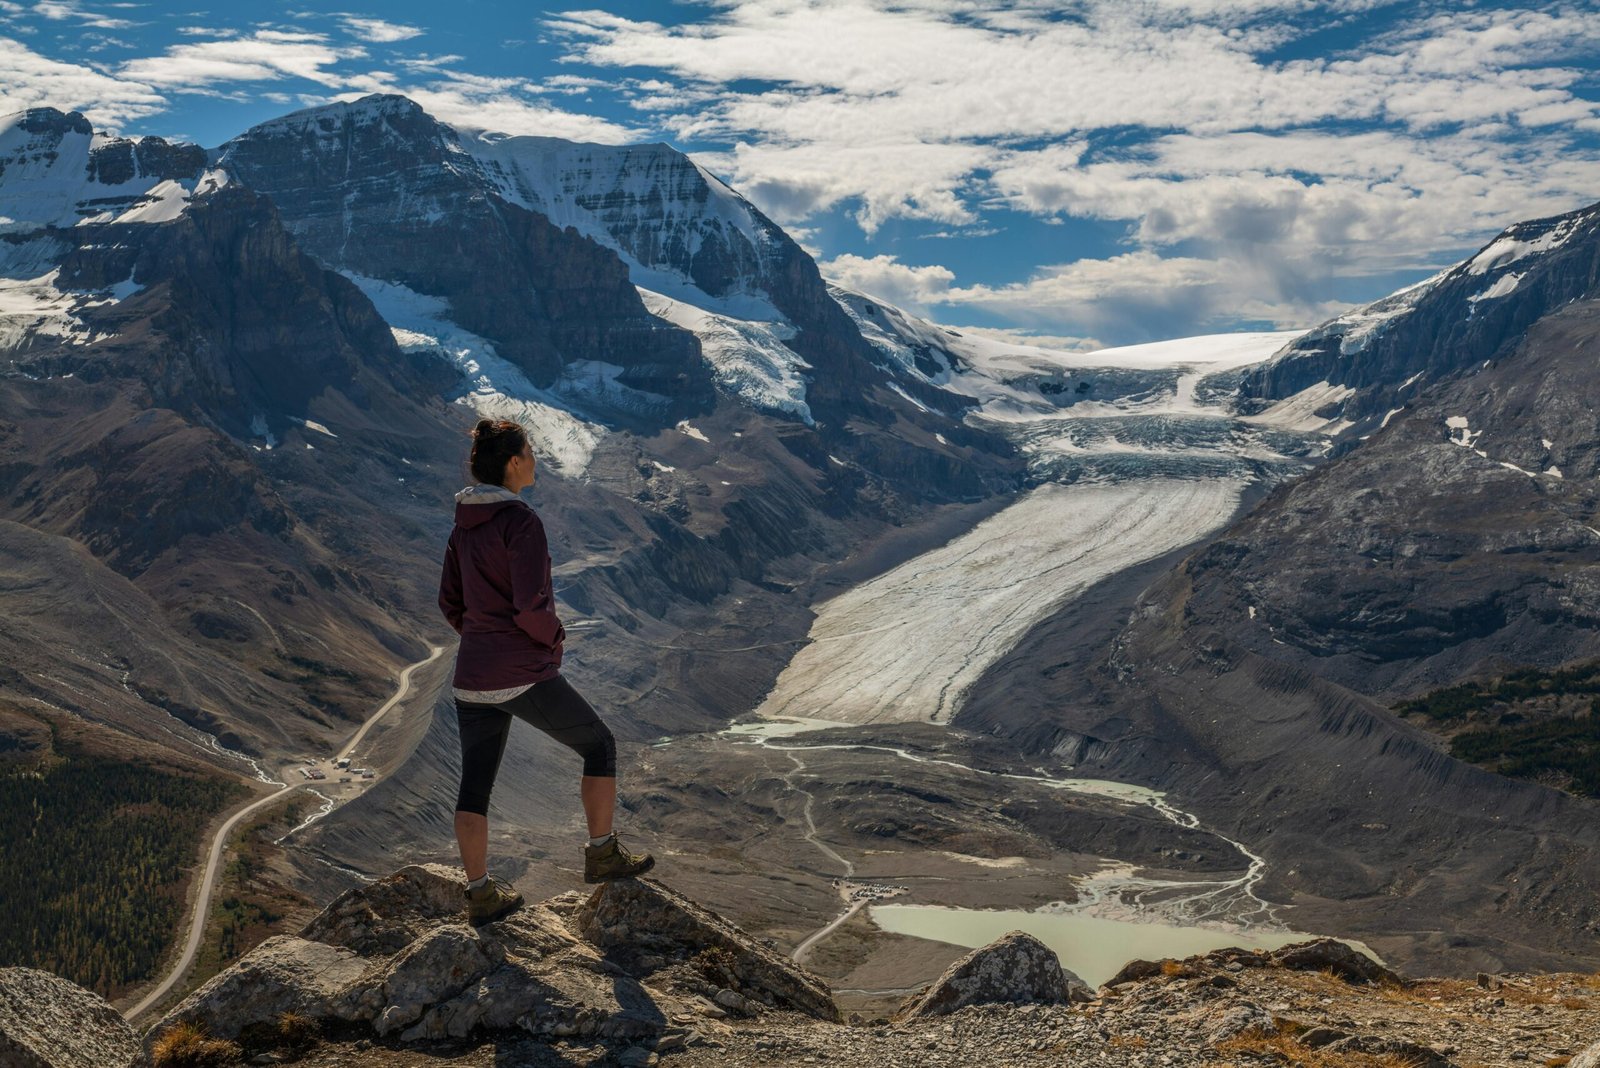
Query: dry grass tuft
[[149, 1021, 241, 1068], [1214, 1029, 1433, 1068], [275, 1011, 319, 1054]]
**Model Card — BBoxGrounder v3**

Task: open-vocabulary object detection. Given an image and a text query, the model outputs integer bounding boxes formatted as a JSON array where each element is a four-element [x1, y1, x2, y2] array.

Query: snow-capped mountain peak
[[0, 107, 208, 235]]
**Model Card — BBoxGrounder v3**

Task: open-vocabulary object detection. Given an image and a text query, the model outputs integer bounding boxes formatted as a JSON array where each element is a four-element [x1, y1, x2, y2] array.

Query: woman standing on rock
[[439, 418, 653, 926]]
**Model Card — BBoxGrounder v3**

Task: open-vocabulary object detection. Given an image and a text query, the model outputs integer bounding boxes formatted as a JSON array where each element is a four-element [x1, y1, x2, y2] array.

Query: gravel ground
[[286, 961, 1600, 1068]]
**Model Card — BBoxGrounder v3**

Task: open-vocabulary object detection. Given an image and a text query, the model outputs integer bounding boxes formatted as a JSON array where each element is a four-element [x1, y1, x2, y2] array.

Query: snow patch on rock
[[638, 286, 812, 424], [345, 273, 605, 475]]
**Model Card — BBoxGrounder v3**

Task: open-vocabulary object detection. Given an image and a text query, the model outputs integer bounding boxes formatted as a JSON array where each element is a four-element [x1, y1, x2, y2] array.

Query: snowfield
[[755, 478, 1244, 726], [344, 273, 607, 476], [637, 287, 813, 423]]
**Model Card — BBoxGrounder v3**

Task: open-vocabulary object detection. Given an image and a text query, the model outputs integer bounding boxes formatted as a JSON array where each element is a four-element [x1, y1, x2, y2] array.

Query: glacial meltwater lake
[[869, 904, 1373, 988]]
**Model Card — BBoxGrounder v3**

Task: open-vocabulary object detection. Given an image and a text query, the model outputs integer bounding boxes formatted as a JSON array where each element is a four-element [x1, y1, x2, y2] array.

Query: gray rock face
[[300, 863, 468, 956], [575, 877, 839, 1022], [1572, 1038, 1600, 1068], [1242, 198, 1600, 428], [152, 936, 368, 1040], [896, 931, 1082, 1019], [215, 95, 711, 416], [466, 137, 790, 305], [0, 967, 148, 1068], [153, 865, 839, 1047]]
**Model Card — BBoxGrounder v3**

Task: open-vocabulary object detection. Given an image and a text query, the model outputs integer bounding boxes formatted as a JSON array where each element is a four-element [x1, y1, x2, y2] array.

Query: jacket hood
[[453, 483, 524, 529]]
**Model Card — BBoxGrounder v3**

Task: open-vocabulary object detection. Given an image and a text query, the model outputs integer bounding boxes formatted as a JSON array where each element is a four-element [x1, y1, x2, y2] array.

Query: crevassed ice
[[756, 480, 1244, 726], [343, 272, 605, 475], [638, 286, 813, 424], [1237, 380, 1355, 436]]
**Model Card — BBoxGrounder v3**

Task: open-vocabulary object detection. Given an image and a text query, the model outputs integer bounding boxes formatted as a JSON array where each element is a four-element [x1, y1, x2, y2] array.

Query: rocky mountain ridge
[[6, 867, 1600, 1068], [1241, 198, 1600, 436]]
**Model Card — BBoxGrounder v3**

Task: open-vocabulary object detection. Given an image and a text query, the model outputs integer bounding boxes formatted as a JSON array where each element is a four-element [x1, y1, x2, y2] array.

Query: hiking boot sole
[[468, 896, 524, 927], [584, 855, 655, 884]]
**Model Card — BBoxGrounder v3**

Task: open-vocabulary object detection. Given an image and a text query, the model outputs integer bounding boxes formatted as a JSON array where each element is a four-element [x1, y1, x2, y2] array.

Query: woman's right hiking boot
[[584, 833, 655, 883], [464, 876, 524, 927]]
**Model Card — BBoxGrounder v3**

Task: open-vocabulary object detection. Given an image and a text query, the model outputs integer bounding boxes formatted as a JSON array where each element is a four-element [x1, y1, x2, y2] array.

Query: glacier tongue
[[756, 480, 1244, 726]]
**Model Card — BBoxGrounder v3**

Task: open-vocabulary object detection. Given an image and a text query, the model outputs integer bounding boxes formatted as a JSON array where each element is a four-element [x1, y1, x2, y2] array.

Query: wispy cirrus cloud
[[118, 29, 366, 89], [32, 0, 135, 29], [339, 16, 422, 44], [337, 68, 641, 143], [0, 34, 162, 127]]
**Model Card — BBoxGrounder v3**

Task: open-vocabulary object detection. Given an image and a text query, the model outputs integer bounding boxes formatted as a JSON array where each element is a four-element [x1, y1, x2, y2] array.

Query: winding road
[[123, 643, 446, 1023]]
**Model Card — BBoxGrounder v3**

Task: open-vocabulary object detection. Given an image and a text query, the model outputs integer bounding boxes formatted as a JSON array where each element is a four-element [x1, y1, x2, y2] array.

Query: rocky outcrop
[[895, 931, 1088, 1020], [0, 967, 148, 1068], [1573, 1037, 1600, 1068], [151, 865, 839, 1047], [575, 877, 839, 1022], [1104, 939, 1400, 990]]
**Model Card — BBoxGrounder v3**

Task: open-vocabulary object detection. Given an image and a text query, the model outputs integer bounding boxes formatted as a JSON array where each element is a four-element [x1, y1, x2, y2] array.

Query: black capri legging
[[454, 674, 617, 816]]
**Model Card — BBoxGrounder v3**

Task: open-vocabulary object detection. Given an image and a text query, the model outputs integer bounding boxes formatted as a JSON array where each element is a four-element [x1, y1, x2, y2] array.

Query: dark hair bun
[[468, 419, 530, 486]]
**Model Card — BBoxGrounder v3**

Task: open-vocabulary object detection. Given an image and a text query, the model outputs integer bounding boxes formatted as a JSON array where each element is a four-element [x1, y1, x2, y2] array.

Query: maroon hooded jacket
[[438, 484, 565, 690]]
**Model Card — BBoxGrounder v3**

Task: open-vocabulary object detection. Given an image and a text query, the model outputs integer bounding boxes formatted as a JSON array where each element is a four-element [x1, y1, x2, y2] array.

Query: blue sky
[[3, 1, 1600, 347]]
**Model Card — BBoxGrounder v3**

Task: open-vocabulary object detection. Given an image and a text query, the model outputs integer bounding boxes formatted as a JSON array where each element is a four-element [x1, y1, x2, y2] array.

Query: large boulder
[[895, 931, 1086, 1020], [1103, 939, 1397, 990], [1269, 939, 1399, 985], [1572, 1038, 1600, 1068], [0, 967, 148, 1068], [575, 878, 840, 1022], [150, 936, 368, 1040], [300, 863, 467, 956]]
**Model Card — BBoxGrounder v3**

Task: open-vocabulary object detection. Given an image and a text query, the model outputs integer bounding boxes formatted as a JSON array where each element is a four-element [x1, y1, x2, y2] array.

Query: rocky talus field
[[5, 867, 1600, 1068]]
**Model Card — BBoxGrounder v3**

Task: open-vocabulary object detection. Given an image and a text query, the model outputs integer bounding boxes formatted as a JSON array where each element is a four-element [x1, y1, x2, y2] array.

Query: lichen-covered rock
[[151, 936, 366, 1040], [896, 931, 1082, 1020], [300, 864, 467, 956], [151, 868, 834, 1052], [0, 967, 148, 1068], [1198, 1001, 1277, 1044], [575, 878, 839, 1022]]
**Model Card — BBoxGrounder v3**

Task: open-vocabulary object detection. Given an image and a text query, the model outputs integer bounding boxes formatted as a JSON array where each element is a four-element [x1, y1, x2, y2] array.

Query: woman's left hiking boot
[[464, 876, 524, 927], [584, 833, 655, 883]]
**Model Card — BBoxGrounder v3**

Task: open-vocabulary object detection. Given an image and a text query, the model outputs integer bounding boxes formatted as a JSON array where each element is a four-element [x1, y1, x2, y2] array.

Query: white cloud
[[119, 31, 366, 89], [546, 0, 1600, 338], [339, 16, 423, 44], [820, 252, 957, 311], [698, 140, 988, 232], [0, 35, 163, 128], [32, 0, 134, 29], [335, 68, 641, 144]]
